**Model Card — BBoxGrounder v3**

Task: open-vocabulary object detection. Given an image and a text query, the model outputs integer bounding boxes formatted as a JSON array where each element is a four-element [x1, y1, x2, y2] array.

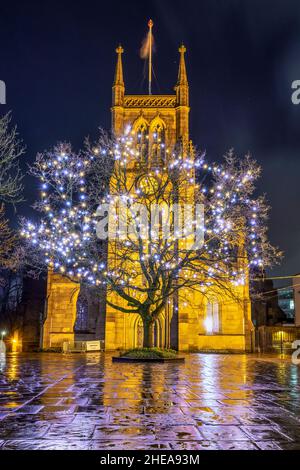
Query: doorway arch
[[132, 316, 165, 348]]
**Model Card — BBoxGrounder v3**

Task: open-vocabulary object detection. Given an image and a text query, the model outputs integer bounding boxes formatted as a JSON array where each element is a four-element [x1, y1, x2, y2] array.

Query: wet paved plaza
[[0, 352, 299, 450]]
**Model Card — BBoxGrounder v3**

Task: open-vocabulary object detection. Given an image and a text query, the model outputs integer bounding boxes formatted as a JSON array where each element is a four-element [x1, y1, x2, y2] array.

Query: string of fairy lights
[[21, 127, 270, 291]]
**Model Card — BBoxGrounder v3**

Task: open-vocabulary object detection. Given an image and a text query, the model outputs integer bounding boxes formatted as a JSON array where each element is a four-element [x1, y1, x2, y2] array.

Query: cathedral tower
[[42, 33, 253, 353], [105, 42, 253, 351], [105, 44, 192, 350]]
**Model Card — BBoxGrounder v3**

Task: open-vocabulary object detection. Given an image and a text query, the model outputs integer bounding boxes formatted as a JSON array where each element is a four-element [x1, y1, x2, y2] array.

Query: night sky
[[0, 0, 300, 282]]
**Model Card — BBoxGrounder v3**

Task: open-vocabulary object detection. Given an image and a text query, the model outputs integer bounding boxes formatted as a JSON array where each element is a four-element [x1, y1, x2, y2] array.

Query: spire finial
[[116, 44, 124, 55], [113, 44, 124, 87], [179, 44, 186, 54], [176, 43, 188, 86]]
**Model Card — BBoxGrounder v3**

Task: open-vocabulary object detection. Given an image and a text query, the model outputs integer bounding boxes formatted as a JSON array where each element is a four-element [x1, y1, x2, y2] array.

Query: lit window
[[135, 122, 149, 163], [204, 301, 220, 334], [150, 121, 166, 165]]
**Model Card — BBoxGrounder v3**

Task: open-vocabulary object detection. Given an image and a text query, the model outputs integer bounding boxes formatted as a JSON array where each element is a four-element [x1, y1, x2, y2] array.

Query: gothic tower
[[105, 44, 253, 351], [105, 44, 192, 350], [42, 39, 253, 353]]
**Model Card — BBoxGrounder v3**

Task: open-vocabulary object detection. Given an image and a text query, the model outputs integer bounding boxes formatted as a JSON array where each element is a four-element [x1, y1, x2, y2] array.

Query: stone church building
[[42, 42, 253, 352]]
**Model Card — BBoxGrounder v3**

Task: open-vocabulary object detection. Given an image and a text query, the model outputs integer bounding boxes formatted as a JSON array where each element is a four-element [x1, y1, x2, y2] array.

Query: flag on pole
[[140, 19, 154, 59], [140, 19, 154, 94]]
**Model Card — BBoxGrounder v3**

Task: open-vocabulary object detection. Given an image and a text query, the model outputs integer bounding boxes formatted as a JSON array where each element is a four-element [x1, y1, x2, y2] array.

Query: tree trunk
[[143, 319, 154, 348]]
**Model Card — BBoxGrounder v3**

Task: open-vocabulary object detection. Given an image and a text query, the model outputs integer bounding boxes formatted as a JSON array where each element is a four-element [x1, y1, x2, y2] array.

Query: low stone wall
[[197, 334, 246, 352]]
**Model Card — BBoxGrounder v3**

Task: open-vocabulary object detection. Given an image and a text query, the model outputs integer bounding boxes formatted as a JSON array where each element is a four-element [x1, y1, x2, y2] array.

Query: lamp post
[[1, 331, 6, 341]]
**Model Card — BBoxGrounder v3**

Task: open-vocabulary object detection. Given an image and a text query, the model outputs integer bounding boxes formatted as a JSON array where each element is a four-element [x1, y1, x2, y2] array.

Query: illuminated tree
[[22, 129, 280, 348]]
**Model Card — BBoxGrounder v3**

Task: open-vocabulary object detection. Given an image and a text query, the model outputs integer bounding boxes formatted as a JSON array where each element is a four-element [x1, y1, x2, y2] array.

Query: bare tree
[[0, 112, 24, 204], [0, 204, 16, 265], [0, 269, 23, 336], [0, 113, 24, 272]]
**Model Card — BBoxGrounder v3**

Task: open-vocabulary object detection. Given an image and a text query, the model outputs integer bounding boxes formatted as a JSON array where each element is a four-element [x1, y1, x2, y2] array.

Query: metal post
[[148, 19, 153, 95]]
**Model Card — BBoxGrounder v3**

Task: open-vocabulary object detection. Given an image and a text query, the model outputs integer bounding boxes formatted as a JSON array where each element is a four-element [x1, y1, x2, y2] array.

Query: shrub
[[120, 347, 178, 359]]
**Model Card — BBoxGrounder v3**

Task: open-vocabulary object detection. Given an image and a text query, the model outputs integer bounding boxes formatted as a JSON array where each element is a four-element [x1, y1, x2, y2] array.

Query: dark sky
[[0, 0, 300, 281]]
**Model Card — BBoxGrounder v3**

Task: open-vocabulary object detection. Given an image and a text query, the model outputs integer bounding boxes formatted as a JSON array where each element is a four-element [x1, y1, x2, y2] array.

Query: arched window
[[204, 300, 220, 334], [74, 292, 89, 332], [133, 117, 149, 164], [135, 317, 144, 348], [150, 118, 166, 166]]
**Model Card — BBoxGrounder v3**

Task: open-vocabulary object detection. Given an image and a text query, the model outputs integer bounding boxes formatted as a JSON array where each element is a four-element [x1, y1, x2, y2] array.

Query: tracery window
[[135, 120, 149, 164], [151, 121, 166, 166]]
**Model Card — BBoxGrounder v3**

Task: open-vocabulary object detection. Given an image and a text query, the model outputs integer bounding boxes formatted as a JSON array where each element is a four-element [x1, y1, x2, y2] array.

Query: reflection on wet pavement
[[0, 352, 299, 450]]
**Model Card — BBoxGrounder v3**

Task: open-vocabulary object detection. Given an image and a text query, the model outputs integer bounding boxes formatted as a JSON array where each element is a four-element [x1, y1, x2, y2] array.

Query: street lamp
[[1, 331, 6, 340]]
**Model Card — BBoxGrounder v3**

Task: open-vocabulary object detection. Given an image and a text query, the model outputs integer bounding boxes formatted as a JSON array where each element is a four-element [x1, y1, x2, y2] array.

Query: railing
[[257, 326, 300, 353]]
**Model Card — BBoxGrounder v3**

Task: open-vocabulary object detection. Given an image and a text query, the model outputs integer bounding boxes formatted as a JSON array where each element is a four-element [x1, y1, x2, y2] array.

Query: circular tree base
[[112, 356, 185, 363]]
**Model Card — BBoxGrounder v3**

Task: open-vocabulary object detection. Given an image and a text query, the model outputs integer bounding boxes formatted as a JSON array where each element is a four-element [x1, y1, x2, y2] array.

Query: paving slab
[[0, 352, 300, 450]]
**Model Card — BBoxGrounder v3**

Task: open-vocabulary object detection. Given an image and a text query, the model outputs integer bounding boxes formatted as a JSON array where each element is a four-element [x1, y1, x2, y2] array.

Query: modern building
[[293, 274, 300, 326], [278, 287, 295, 322], [251, 275, 290, 327]]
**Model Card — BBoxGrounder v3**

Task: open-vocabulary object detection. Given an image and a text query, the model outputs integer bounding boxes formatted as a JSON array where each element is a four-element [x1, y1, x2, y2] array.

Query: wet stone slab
[[0, 352, 300, 450]]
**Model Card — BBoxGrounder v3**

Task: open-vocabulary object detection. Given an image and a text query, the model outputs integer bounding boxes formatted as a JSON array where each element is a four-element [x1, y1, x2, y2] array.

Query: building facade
[[42, 44, 253, 352], [293, 274, 300, 326], [278, 287, 295, 322]]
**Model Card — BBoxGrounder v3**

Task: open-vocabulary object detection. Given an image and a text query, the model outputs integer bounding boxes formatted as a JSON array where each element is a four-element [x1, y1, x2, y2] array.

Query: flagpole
[[148, 19, 153, 95]]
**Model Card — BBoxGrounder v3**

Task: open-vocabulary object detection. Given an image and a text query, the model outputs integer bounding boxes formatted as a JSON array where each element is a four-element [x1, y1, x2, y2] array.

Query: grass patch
[[120, 347, 178, 359]]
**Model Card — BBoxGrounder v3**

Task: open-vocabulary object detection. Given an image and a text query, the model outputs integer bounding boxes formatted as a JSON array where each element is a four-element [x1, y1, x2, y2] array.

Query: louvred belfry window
[[136, 122, 149, 164]]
